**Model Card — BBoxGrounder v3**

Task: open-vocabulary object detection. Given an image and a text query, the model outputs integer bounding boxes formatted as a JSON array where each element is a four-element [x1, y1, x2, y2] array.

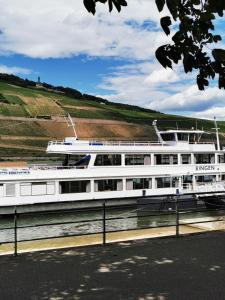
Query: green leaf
[[160, 16, 172, 35], [108, 0, 113, 12], [213, 35, 222, 43], [155, 0, 165, 12], [212, 49, 225, 62], [155, 46, 172, 69], [83, 0, 96, 14], [166, 0, 179, 20]]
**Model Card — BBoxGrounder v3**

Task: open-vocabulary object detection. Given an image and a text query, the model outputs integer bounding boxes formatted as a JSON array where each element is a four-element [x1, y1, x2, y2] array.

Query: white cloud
[[194, 107, 225, 120], [98, 61, 225, 118], [145, 68, 179, 84], [0, 0, 166, 59], [0, 64, 32, 75], [150, 85, 225, 112], [1, 0, 225, 118]]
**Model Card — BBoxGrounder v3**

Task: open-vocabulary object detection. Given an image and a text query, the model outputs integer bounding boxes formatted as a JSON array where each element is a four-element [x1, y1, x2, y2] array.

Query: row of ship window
[[1, 174, 223, 197], [93, 154, 225, 166]]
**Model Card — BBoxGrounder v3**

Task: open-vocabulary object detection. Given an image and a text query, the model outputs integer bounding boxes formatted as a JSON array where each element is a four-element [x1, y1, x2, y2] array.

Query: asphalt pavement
[[0, 231, 225, 300]]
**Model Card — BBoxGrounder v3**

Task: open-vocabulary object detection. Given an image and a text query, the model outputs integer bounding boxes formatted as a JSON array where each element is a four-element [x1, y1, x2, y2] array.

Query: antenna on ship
[[64, 113, 78, 139], [212, 116, 220, 151], [152, 120, 163, 143]]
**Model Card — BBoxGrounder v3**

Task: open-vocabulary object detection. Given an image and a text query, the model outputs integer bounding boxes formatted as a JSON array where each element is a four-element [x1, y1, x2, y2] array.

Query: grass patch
[[0, 120, 48, 136], [0, 103, 28, 117], [4, 94, 24, 105], [4, 139, 48, 148]]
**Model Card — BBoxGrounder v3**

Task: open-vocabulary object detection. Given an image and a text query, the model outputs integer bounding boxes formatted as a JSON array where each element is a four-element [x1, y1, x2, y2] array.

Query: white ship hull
[[0, 120, 225, 209]]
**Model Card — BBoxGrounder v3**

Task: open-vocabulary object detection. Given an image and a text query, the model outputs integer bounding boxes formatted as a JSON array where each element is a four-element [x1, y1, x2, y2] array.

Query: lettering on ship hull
[[196, 165, 215, 171]]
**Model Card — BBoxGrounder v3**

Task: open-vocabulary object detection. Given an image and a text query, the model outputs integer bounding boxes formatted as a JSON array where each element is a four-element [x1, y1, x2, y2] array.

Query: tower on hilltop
[[36, 76, 43, 88]]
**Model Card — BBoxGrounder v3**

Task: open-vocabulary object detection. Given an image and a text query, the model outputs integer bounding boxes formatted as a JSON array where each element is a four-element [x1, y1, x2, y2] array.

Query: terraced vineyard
[[0, 78, 224, 160]]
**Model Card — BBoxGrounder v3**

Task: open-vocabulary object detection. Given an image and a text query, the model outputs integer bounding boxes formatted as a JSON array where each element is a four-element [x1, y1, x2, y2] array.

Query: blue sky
[[0, 0, 225, 119], [0, 54, 123, 95]]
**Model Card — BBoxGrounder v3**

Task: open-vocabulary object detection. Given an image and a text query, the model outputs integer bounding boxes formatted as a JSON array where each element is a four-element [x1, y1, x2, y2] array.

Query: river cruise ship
[[0, 119, 225, 209]]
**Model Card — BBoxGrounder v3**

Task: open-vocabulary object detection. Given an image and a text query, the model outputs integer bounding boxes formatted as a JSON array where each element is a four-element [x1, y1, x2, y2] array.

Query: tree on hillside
[[83, 0, 225, 90]]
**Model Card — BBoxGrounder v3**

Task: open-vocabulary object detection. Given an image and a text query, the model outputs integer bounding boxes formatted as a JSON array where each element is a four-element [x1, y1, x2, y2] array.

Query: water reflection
[[0, 204, 224, 243]]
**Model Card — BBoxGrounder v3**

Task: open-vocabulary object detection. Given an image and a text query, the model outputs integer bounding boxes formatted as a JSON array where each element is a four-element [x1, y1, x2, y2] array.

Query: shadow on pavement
[[0, 231, 225, 300]]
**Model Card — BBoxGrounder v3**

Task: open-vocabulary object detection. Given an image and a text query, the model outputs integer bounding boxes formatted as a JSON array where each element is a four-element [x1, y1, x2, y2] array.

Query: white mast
[[213, 116, 220, 151], [64, 113, 78, 139], [152, 120, 164, 143]]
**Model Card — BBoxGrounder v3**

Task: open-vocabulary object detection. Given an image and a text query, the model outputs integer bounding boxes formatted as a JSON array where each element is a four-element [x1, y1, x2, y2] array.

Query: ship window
[[196, 175, 216, 183], [221, 174, 225, 181], [20, 182, 55, 196], [94, 154, 121, 166], [156, 177, 179, 188], [94, 179, 122, 192], [219, 154, 225, 163], [0, 184, 3, 197], [32, 182, 48, 196], [161, 133, 175, 141], [20, 183, 32, 196], [59, 180, 90, 194], [194, 154, 215, 164], [181, 154, 191, 164], [126, 178, 152, 190], [183, 175, 193, 183], [5, 183, 16, 197], [189, 134, 196, 143], [63, 155, 90, 167], [125, 154, 151, 166], [155, 154, 178, 165], [47, 182, 55, 195], [177, 133, 188, 141]]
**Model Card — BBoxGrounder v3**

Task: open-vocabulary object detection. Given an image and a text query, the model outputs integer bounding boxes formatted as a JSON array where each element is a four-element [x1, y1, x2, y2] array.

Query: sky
[[0, 0, 225, 119]]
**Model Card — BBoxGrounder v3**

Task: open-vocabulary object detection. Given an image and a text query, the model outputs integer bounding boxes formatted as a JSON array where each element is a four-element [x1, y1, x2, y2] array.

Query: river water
[[0, 204, 224, 244]]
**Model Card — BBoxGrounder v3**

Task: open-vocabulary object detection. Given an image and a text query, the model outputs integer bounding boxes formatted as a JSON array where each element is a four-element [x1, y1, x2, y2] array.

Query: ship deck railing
[[48, 140, 215, 147], [31, 165, 87, 171], [0, 165, 87, 172], [48, 140, 165, 147]]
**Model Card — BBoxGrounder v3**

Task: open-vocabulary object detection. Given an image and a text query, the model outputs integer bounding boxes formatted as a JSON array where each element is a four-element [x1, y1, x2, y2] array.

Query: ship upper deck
[[46, 138, 217, 154]]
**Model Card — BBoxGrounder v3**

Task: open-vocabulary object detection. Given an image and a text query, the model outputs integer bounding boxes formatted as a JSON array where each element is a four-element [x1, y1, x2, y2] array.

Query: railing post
[[175, 189, 180, 237], [102, 200, 106, 245], [13, 207, 18, 257]]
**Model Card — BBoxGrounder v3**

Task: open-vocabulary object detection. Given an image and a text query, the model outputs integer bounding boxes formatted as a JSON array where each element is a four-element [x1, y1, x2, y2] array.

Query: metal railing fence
[[0, 197, 224, 256]]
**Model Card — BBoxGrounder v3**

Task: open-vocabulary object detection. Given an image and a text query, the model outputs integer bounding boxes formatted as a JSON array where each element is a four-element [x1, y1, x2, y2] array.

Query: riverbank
[[0, 224, 209, 256]]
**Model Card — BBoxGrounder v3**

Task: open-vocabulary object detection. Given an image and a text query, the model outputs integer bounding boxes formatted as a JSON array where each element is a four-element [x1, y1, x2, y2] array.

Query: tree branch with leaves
[[84, 0, 225, 90]]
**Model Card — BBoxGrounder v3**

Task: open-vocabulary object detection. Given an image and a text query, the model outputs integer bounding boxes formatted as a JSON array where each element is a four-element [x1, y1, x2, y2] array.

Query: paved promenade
[[0, 231, 225, 300]]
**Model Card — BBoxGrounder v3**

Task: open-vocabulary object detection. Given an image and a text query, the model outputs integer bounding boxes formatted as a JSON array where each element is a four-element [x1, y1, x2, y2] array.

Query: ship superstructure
[[0, 119, 225, 208]]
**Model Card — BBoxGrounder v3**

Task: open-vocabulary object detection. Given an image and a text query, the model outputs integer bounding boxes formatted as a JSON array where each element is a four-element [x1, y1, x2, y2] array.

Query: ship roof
[[159, 130, 205, 134]]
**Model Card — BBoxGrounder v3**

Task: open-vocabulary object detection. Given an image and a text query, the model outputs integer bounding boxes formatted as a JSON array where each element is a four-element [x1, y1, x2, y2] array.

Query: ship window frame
[[94, 154, 121, 166], [194, 153, 215, 164], [160, 133, 176, 141], [154, 154, 178, 165], [218, 154, 225, 164], [195, 175, 216, 183], [94, 179, 123, 192], [5, 183, 16, 197], [59, 180, 91, 194], [20, 181, 55, 196], [177, 133, 189, 141], [0, 183, 4, 197], [155, 177, 179, 188], [125, 154, 151, 166], [126, 178, 152, 190], [181, 154, 191, 164]]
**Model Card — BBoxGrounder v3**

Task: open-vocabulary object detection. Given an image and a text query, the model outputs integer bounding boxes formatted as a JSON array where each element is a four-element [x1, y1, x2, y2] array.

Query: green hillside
[[0, 80, 223, 131], [0, 74, 224, 160]]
